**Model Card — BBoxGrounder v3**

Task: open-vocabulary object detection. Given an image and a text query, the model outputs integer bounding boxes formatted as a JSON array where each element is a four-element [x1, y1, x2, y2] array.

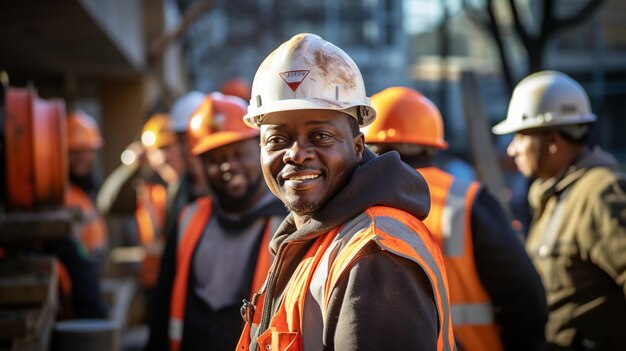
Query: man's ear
[[546, 130, 562, 147], [354, 133, 365, 162]]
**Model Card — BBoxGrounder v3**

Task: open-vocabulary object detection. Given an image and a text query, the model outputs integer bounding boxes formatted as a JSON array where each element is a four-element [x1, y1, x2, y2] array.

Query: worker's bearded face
[[201, 138, 265, 212], [259, 110, 364, 218], [69, 148, 98, 178]]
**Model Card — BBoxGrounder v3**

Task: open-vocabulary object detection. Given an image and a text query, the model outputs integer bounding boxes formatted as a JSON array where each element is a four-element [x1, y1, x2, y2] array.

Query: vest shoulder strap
[[442, 178, 480, 257]]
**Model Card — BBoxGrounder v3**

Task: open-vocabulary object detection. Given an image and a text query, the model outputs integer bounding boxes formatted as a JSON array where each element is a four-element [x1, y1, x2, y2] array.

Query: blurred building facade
[[178, 0, 410, 99], [405, 0, 626, 161], [546, 0, 626, 160], [0, 0, 188, 176]]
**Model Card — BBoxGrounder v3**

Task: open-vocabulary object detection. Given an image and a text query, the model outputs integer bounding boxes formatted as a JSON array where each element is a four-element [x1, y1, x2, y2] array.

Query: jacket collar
[[269, 147, 431, 254]]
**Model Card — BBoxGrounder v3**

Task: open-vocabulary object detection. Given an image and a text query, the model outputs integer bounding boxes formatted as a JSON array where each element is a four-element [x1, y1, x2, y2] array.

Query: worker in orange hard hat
[[145, 92, 286, 351], [66, 111, 108, 260], [365, 86, 548, 351], [133, 113, 195, 289], [219, 77, 251, 102], [55, 110, 107, 319]]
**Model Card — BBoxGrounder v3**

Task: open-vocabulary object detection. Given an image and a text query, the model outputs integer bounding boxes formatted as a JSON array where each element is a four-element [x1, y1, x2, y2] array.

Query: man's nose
[[283, 141, 313, 164], [507, 137, 518, 157]]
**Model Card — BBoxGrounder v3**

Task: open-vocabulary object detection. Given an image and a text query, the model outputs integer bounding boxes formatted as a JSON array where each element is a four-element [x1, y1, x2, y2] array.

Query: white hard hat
[[492, 71, 596, 135], [244, 33, 376, 128], [170, 91, 205, 132]]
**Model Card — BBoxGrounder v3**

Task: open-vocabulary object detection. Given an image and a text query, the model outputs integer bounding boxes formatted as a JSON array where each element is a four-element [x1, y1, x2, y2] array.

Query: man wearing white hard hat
[[237, 33, 455, 351], [493, 71, 626, 350]]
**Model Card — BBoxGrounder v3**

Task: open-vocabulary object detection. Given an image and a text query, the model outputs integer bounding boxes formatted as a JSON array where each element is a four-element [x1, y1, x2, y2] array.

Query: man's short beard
[[212, 175, 263, 211], [284, 198, 320, 217]]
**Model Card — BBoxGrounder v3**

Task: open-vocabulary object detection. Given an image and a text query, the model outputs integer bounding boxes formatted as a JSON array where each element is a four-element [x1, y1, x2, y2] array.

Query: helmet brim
[[243, 98, 376, 128], [492, 113, 597, 135], [192, 130, 260, 156]]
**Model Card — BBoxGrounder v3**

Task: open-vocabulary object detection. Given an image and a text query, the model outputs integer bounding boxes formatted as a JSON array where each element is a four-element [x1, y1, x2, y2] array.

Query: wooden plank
[[0, 208, 78, 245], [460, 70, 512, 216], [0, 257, 55, 306], [0, 309, 38, 339], [0, 256, 57, 348]]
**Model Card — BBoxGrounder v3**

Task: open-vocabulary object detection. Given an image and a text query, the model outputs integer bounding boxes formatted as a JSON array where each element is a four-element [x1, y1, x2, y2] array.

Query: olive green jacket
[[527, 146, 626, 350]]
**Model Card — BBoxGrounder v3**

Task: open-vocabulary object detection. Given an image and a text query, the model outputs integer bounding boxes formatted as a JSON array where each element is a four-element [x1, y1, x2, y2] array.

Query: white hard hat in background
[[170, 91, 205, 133], [244, 33, 376, 128], [492, 71, 596, 135]]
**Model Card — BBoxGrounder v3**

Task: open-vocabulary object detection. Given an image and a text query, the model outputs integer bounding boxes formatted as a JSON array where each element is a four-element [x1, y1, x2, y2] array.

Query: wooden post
[[460, 70, 511, 216]]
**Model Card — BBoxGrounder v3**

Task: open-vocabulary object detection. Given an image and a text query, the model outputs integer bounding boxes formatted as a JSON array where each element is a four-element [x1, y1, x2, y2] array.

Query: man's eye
[[266, 136, 286, 144], [314, 133, 331, 141]]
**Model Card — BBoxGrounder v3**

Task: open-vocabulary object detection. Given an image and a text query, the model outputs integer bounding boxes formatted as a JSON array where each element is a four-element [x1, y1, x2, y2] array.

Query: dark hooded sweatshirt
[[246, 148, 445, 351], [145, 189, 287, 351]]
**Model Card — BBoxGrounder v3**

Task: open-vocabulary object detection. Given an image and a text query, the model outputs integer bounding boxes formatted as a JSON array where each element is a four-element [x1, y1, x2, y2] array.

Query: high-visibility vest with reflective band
[[66, 185, 108, 253], [169, 197, 275, 351], [237, 206, 456, 351], [418, 167, 503, 351]]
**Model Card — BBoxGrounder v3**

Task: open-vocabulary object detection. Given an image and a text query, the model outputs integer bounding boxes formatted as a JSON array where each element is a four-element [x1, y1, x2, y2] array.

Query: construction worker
[[144, 92, 286, 351], [52, 110, 107, 319], [135, 114, 193, 285], [492, 71, 626, 350], [365, 87, 548, 351], [66, 111, 108, 261], [237, 33, 455, 351]]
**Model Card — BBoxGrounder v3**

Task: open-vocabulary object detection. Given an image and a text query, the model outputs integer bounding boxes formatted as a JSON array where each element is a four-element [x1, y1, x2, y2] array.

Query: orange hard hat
[[67, 111, 103, 151], [366, 86, 448, 150], [219, 78, 252, 102], [188, 92, 259, 156], [141, 114, 177, 150]]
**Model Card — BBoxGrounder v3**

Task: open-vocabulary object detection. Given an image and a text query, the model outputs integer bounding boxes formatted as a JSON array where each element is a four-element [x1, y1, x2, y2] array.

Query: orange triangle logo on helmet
[[279, 70, 309, 92]]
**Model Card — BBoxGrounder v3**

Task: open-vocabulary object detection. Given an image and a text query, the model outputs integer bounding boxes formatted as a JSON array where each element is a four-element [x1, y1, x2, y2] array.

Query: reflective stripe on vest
[[238, 206, 456, 351], [442, 177, 471, 257], [169, 197, 275, 351], [419, 167, 503, 351], [451, 303, 494, 325], [169, 198, 212, 351]]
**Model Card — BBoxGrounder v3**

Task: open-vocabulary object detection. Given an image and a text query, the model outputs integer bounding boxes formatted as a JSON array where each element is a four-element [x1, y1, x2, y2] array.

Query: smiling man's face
[[260, 109, 364, 221]]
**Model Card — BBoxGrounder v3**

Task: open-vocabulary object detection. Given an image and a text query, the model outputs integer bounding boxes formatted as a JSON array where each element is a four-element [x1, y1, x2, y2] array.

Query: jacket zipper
[[257, 242, 287, 342]]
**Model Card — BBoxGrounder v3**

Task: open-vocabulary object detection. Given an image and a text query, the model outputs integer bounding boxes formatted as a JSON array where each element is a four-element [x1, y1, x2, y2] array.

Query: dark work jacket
[[145, 192, 286, 351], [470, 189, 548, 351], [247, 149, 442, 351]]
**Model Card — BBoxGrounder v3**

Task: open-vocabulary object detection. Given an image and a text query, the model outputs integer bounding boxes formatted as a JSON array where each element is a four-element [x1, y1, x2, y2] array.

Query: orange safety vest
[[419, 167, 503, 351], [66, 185, 107, 253], [135, 181, 167, 246], [237, 206, 456, 351], [168, 197, 276, 351], [135, 181, 167, 287]]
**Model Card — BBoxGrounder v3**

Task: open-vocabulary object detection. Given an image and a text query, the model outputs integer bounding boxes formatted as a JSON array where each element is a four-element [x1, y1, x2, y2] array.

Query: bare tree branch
[[541, 0, 556, 37], [507, 0, 531, 49], [147, 0, 214, 61], [554, 0, 605, 30], [462, 0, 491, 30], [486, 0, 514, 92]]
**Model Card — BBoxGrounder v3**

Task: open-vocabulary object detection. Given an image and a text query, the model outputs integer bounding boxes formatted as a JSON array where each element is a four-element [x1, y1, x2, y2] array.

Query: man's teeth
[[289, 174, 319, 181]]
